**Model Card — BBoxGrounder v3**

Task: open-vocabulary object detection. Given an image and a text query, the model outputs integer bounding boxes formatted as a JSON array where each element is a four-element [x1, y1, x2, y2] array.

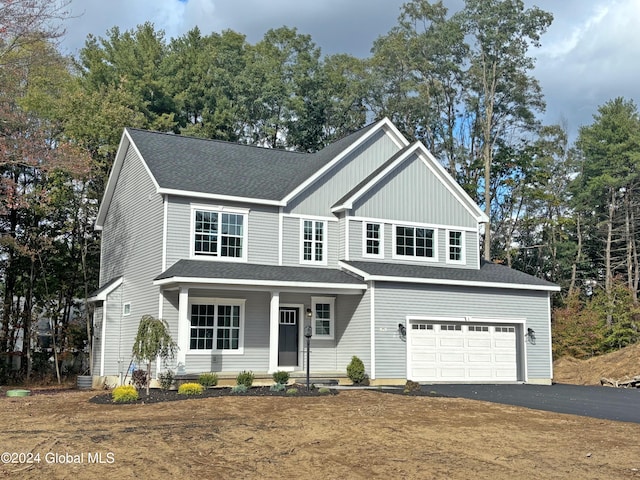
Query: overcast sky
[[59, 0, 640, 142]]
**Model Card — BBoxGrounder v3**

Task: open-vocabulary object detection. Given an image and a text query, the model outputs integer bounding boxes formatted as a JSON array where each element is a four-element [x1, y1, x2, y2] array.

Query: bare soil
[[2, 383, 640, 479], [554, 342, 640, 385]]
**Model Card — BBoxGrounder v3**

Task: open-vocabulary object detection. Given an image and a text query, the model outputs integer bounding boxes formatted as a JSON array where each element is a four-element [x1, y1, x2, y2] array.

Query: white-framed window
[[363, 222, 384, 258], [188, 298, 245, 354], [301, 219, 327, 264], [447, 230, 465, 264], [393, 225, 436, 260], [123, 303, 131, 316], [311, 296, 335, 339], [192, 206, 248, 261]]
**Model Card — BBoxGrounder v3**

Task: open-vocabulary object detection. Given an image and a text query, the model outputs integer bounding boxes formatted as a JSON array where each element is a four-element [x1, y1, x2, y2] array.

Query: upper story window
[[394, 225, 436, 260], [192, 207, 247, 261], [447, 230, 464, 263], [363, 222, 383, 258], [301, 219, 326, 264]]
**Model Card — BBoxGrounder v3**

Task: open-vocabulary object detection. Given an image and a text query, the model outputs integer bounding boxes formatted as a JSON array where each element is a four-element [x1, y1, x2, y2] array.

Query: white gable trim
[[338, 261, 561, 292], [87, 277, 123, 303], [332, 141, 488, 224], [282, 118, 410, 205]]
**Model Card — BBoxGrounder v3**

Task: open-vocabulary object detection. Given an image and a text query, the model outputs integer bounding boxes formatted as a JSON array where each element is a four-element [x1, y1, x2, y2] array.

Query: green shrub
[[347, 356, 366, 384], [112, 385, 139, 403], [198, 372, 218, 388], [131, 369, 148, 389], [270, 382, 286, 392], [236, 370, 254, 387], [231, 384, 248, 394], [272, 370, 290, 385], [178, 382, 203, 395], [286, 388, 298, 395], [158, 370, 174, 391], [318, 387, 331, 395]]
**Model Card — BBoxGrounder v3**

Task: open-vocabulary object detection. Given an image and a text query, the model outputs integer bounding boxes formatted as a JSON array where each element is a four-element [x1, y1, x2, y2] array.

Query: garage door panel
[[409, 321, 519, 382]]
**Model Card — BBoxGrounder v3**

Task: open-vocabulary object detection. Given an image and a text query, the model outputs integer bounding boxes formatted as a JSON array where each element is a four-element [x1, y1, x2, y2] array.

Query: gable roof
[[332, 141, 489, 223], [87, 276, 123, 303], [340, 260, 560, 292], [96, 119, 397, 229]]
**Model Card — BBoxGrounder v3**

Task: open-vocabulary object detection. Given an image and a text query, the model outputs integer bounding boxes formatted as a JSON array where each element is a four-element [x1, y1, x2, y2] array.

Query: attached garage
[[407, 318, 523, 383]]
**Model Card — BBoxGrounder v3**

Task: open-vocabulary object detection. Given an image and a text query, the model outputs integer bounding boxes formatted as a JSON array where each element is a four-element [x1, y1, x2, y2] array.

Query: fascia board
[[157, 188, 285, 207], [153, 276, 367, 291]]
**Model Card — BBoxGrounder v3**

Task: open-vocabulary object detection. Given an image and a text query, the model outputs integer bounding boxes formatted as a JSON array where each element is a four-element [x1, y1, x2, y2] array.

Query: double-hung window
[[193, 207, 247, 260], [447, 230, 464, 263], [363, 222, 383, 258], [301, 219, 326, 264], [311, 296, 334, 339], [395, 225, 435, 259], [189, 299, 245, 353]]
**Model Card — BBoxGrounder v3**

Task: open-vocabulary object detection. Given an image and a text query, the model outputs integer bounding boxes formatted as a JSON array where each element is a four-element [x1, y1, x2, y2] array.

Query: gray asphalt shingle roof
[[127, 122, 378, 201], [343, 260, 559, 290], [154, 259, 366, 286]]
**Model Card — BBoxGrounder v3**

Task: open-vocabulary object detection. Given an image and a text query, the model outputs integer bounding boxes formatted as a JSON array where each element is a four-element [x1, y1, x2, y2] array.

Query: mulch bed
[[89, 383, 337, 405]]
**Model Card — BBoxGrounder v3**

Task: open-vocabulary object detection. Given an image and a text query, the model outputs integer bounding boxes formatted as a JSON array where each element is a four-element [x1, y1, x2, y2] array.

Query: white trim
[[177, 287, 190, 367], [190, 205, 249, 262], [187, 297, 247, 355], [522, 323, 529, 383], [349, 215, 478, 233], [99, 304, 107, 376], [122, 303, 131, 316], [338, 261, 561, 292], [158, 187, 285, 206], [391, 223, 439, 263], [344, 211, 350, 261], [268, 292, 280, 373], [87, 277, 123, 303], [311, 296, 335, 340], [285, 212, 339, 222], [278, 208, 284, 266], [162, 195, 168, 271], [362, 221, 384, 259], [282, 118, 410, 204], [445, 229, 466, 265], [370, 281, 376, 380], [546, 293, 553, 382], [299, 218, 328, 266]]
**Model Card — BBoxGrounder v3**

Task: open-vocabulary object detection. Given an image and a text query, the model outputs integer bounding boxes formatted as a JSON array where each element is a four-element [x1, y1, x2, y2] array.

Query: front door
[[278, 307, 299, 366]]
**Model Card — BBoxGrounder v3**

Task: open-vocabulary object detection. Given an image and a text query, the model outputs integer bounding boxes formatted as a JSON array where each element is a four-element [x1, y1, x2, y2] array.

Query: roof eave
[[153, 276, 367, 291]]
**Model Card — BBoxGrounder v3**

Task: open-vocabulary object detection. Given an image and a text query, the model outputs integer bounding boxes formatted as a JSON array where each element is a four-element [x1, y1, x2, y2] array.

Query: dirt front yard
[[1, 388, 639, 480]]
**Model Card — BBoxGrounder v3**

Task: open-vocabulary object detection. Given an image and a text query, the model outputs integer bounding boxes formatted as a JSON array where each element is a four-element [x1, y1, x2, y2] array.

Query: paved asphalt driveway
[[424, 383, 640, 423]]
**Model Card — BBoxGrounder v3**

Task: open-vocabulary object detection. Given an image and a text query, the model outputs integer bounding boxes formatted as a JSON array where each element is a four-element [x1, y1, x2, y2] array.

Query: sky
[[59, 0, 640, 142]]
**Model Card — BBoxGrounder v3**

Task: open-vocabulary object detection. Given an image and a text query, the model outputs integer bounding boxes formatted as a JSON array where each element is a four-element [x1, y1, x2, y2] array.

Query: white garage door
[[408, 321, 518, 382]]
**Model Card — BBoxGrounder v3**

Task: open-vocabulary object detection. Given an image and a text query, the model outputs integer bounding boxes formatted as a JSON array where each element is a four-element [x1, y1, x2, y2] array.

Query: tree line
[[1, 0, 639, 382]]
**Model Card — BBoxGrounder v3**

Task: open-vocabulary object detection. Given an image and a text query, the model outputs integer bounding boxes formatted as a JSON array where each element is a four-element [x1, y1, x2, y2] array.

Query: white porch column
[[177, 286, 190, 373], [268, 291, 280, 373], [99, 303, 107, 376]]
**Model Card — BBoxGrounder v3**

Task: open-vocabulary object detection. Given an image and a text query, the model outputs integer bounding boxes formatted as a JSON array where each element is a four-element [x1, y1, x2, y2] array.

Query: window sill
[[187, 349, 244, 355]]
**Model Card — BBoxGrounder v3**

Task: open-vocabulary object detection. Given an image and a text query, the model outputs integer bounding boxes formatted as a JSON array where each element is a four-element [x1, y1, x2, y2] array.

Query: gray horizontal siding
[[165, 197, 279, 268], [353, 152, 478, 229], [287, 129, 401, 216], [373, 282, 551, 381]]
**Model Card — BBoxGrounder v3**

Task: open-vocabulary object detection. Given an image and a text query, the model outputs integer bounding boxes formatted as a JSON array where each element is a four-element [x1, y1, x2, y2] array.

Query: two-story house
[[88, 118, 560, 385]]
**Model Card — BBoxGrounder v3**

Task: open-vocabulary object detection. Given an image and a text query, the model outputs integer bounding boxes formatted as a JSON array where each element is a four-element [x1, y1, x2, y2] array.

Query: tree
[[131, 315, 177, 397], [457, 0, 553, 260]]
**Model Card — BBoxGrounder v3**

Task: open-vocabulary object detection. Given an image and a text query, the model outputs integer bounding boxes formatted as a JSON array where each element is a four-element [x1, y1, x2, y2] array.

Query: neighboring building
[[88, 118, 559, 385]]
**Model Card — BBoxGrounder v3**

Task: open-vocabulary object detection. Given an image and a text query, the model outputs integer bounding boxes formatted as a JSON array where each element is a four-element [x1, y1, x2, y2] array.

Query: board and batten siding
[[165, 197, 280, 269], [98, 145, 165, 375], [373, 282, 552, 381], [348, 218, 479, 269], [286, 129, 402, 217], [352, 153, 478, 229]]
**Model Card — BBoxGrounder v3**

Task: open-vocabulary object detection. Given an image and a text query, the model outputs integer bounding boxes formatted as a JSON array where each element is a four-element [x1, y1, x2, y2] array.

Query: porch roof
[[340, 260, 560, 292], [153, 259, 367, 291]]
